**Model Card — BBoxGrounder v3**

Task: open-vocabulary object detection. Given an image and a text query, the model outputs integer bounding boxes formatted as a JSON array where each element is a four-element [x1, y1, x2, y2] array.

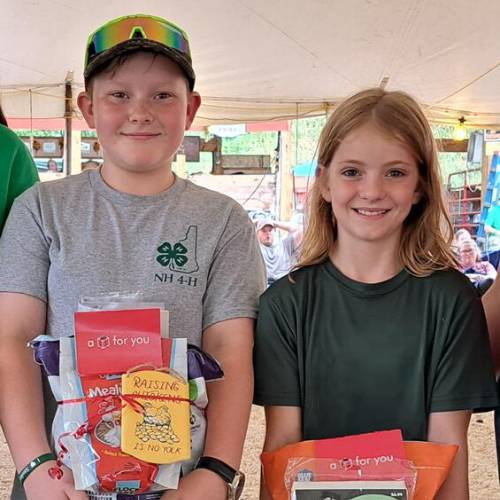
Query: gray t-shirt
[[259, 233, 295, 282], [2, 168, 266, 499], [0, 169, 266, 344]]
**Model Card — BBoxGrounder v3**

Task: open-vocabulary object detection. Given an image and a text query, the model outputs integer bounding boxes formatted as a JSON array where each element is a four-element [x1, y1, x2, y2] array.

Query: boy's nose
[[129, 102, 153, 123]]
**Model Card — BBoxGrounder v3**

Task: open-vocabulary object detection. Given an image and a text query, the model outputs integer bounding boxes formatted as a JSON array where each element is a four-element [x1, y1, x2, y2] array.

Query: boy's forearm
[[203, 350, 253, 468], [201, 319, 254, 468]]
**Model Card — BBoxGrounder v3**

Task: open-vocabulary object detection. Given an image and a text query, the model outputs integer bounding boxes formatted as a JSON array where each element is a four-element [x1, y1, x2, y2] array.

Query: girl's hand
[[162, 468, 228, 500], [23, 463, 89, 500]]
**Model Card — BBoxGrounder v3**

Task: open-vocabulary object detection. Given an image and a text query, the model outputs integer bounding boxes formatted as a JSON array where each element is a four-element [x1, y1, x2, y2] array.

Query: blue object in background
[[292, 160, 317, 177]]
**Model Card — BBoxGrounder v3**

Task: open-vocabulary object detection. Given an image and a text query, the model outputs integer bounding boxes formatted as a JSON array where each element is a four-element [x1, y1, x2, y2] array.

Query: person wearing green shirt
[[485, 200, 500, 251], [0, 106, 39, 234]]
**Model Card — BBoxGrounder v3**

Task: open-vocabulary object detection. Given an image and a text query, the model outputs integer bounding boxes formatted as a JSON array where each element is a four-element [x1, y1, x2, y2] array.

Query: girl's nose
[[359, 176, 386, 200]]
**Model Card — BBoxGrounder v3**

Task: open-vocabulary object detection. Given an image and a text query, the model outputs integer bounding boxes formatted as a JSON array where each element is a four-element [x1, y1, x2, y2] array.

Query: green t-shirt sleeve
[[485, 206, 500, 230], [254, 295, 302, 407], [429, 296, 499, 413], [0, 128, 39, 233]]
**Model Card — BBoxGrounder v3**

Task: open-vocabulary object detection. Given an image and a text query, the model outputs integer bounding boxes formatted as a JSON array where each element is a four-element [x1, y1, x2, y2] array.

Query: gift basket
[[261, 429, 458, 500], [30, 293, 223, 498]]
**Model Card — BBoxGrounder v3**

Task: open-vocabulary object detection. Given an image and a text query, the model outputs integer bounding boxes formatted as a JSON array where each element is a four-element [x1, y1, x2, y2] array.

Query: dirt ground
[[0, 406, 498, 499]]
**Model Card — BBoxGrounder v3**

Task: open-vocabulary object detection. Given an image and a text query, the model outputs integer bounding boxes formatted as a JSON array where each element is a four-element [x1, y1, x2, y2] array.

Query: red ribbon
[[50, 392, 201, 481]]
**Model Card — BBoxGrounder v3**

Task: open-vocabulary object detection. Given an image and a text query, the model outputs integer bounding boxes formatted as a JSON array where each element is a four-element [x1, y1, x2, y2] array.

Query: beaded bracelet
[[18, 453, 56, 485]]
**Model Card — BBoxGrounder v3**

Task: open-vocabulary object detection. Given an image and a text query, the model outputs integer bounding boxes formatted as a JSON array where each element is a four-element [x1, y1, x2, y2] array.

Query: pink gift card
[[314, 429, 406, 460]]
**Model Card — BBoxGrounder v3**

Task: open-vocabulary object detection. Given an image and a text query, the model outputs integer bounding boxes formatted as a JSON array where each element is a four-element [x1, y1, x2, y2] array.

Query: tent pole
[[64, 74, 73, 175], [279, 127, 293, 221]]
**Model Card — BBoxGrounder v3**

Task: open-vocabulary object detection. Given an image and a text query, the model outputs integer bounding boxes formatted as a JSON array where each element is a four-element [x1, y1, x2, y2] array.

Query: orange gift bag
[[261, 439, 457, 500]]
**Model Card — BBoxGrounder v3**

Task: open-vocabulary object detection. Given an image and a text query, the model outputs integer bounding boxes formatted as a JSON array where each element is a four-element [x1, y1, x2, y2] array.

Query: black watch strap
[[194, 456, 237, 483]]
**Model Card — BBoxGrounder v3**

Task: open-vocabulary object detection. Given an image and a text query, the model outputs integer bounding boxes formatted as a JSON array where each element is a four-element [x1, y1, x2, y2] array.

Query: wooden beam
[[64, 81, 73, 175], [279, 131, 293, 221], [71, 130, 82, 174], [176, 154, 186, 178], [436, 139, 469, 153], [200, 137, 219, 152], [212, 137, 223, 175]]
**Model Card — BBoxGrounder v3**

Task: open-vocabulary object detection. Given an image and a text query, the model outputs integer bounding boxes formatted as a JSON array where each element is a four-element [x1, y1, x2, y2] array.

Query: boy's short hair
[[84, 14, 196, 91]]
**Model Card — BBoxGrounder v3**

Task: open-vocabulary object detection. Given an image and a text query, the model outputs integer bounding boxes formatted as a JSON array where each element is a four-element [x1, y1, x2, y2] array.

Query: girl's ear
[[317, 164, 332, 202], [412, 186, 423, 205]]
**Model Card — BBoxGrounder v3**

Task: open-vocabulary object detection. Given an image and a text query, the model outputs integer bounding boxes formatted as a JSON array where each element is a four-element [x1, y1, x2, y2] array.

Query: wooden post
[[279, 129, 293, 221], [71, 130, 82, 174], [176, 154, 186, 178], [212, 137, 223, 175], [64, 74, 74, 175], [482, 145, 490, 208]]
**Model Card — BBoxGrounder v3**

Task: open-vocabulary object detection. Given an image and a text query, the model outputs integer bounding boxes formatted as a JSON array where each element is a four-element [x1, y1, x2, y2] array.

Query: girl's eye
[[341, 168, 360, 177], [387, 169, 405, 178]]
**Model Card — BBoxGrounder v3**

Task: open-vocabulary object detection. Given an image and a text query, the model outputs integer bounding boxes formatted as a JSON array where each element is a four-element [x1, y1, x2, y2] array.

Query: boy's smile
[[320, 123, 421, 253], [78, 51, 200, 194]]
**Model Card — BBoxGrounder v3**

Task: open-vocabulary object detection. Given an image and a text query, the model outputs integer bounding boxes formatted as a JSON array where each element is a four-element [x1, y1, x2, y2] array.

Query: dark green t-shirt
[[254, 260, 499, 441]]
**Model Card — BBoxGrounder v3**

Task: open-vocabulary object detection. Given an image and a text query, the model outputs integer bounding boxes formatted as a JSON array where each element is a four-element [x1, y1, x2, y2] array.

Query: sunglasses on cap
[[84, 14, 195, 87]]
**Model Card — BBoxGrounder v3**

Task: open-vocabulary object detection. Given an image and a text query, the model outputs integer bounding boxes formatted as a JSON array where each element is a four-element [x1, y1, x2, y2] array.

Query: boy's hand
[[163, 468, 228, 500], [23, 463, 89, 500]]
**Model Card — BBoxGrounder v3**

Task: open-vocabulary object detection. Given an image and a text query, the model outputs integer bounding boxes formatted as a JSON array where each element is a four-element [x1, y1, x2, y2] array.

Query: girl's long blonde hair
[[297, 88, 457, 276]]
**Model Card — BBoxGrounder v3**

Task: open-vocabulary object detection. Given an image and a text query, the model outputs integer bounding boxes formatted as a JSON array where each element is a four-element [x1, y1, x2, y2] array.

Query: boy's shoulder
[[16, 170, 90, 203]]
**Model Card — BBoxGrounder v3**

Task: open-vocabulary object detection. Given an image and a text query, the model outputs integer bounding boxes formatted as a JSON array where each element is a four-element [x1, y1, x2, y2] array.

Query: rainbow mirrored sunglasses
[[84, 14, 192, 72]]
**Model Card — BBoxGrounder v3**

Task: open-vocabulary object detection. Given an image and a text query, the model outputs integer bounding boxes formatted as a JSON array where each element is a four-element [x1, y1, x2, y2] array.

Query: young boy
[[0, 15, 265, 500]]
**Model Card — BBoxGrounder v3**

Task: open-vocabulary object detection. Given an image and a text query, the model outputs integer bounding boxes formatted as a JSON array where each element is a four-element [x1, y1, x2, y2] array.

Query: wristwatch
[[194, 456, 245, 500]]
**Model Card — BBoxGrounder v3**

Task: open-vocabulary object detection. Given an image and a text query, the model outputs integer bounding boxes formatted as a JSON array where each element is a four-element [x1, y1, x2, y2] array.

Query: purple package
[[31, 339, 60, 376], [187, 344, 224, 381], [31, 338, 223, 381]]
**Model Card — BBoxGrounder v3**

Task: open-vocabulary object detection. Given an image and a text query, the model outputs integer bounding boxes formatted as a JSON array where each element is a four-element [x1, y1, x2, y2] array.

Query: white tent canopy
[[2, 0, 500, 128]]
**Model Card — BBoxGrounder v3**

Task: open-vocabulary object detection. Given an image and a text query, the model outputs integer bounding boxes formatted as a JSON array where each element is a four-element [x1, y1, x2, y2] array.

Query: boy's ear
[[185, 92, 202, 131], [77, 91, 96, 129], [317, 164, 332, 202]]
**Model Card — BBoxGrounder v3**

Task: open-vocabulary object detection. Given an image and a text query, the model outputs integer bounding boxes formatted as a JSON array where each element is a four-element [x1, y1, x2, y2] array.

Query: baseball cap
[[256, 220, 275, 231], [84, 14, 196, 90]]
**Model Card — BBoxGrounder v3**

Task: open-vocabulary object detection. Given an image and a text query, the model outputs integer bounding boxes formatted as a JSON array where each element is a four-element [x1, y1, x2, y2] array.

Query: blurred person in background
[[256, 219, 303, 286], [459, 239, 497, 285]]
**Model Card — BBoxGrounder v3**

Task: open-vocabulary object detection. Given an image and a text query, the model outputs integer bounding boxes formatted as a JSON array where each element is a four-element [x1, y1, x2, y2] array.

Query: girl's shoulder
[[262, 262, 329, 300], [414, 267, 479, 303]]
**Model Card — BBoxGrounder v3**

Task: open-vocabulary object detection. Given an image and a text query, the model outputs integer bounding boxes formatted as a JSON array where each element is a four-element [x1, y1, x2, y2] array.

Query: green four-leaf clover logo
[[157, 242, 188, 268]]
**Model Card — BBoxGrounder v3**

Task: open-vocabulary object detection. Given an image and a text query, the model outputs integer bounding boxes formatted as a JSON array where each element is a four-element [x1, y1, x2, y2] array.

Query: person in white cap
[[256, 219, 303, 286]]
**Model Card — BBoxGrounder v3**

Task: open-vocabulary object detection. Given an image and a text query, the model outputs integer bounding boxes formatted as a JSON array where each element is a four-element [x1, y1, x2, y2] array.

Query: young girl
[[253, 89, 498, 500]]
